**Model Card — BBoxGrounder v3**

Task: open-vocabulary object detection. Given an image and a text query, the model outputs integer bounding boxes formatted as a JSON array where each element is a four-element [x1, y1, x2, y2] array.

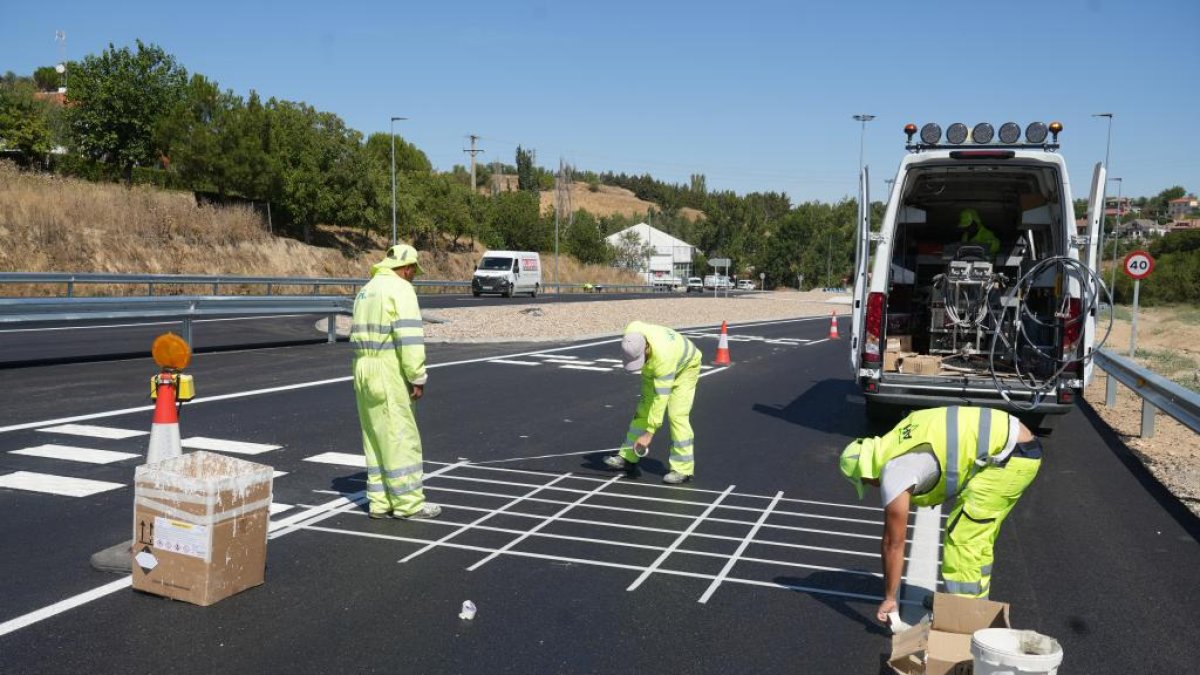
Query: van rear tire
[[472, 291, 481, 298], [531, 284, 539, 298], [503, 286, 513, 298]]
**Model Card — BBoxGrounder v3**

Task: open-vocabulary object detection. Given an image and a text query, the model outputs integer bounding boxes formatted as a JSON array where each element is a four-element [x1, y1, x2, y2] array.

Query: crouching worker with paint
[[838, 406, 1042, 623], [604, 321, 701, 484], [351, 244, 440, 520]]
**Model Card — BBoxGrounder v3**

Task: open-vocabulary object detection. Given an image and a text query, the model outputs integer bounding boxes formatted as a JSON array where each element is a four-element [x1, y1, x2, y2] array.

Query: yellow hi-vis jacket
[[350, 266, 427, 386], [866, 407, 1018, 506], [626, 321, 699, 434]]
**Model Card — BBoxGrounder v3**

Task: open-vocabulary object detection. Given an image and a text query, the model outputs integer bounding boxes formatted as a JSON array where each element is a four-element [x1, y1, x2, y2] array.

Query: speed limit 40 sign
[[1123, 250, 1155, 280]]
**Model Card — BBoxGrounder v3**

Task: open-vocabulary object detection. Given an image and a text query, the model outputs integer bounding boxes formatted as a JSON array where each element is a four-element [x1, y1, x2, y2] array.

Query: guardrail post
[[327, 314, 337, 343], [148, 283, 155, 296], [1105, 373, 1117, 407], [312, 283, 319, 295], [67, 281, 75, 298], [181, 317, 193, 347], [1141, 398, 1157, 438], [213, 282, 219, 295], [267, 283, 273, 295]]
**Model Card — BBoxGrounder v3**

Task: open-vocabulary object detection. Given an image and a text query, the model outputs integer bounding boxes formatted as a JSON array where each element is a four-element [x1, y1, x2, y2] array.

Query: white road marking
[[594, 358, 623, 363], [699, 367, 729, 378], [400, 473, 574, 563], [533, 354, 577, 359], [0, 471, 124, 497], [303, 452, 365, 467], [628, 485, 735, 591], [468, 447, 620, 464], [559, 365, 613, 372], [181, 437, 280, 455], [467, 474, 623, 571], [37, 424, 148, 439], [902, 504, 943, 624], [807, 338, 830, 345], [0, 577, 132, 638], [700, 490, 784, 604], [545, 359, 593, 365], [273, 470, 288, 479], [489, 359, 541, 366], [269, 503, 294, 515], [9, 444, 140, 465]]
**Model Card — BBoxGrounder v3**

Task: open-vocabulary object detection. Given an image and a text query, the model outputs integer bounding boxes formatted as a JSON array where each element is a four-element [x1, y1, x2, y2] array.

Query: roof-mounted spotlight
[[1049, 121, 1063, 143], [919, 123, 941, 145], [904, 123, 917, 143], [971, 122, 994, 144], [946, 123, 968, 144], [1025, 121, 1048, 144], [998, 122, 1021, 144]]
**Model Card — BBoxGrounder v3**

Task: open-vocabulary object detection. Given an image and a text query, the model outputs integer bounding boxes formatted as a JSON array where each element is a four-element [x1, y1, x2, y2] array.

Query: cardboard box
[[889, 593, 1011, 675], [884, 350, 902, 372], [886, 336, 915, 353], [132, 451, 273, 606], [903, 355, 941, 376]]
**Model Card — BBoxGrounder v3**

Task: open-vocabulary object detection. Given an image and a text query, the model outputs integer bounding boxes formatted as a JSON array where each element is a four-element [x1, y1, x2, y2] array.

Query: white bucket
[[971, 628, 1063, 675]]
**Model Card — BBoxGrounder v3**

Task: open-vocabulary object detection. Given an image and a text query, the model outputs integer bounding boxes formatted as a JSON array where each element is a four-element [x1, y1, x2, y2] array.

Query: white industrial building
[[605, 222, 696, 283]]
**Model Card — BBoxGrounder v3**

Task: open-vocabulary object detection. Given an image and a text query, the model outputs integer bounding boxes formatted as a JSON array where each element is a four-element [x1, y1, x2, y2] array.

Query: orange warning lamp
[[904, 123, 917, 143], [152, 332, 191, 371], [1048, 121, 1063, 143]]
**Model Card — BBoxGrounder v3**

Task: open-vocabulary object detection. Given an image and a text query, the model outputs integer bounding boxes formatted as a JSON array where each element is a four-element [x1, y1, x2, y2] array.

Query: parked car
[[736, 280, 756, 290], [703, 275, 732, 290], [686, 277, 703, 293]]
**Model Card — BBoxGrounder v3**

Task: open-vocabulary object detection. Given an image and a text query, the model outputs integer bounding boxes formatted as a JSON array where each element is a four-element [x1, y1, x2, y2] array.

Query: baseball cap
[[839, 438, 881, 500], [621, 332, 647, 372], [376, 244, 425, 275]]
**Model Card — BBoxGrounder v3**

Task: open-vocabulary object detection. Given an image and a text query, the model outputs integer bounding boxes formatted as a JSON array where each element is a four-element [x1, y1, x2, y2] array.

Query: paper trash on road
[[888, 593, 1010, 675]]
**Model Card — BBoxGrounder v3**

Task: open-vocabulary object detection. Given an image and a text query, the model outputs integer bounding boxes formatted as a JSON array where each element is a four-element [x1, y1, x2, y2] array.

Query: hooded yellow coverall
[[855, 406, 1039, 598], [617, 321, 702, 475], [351, 265, 429, 517]]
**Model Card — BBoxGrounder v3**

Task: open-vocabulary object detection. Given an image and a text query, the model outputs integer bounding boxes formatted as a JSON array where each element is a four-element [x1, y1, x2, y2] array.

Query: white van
[[472, 250, 542, 298], [849, 121, 1105, 423]]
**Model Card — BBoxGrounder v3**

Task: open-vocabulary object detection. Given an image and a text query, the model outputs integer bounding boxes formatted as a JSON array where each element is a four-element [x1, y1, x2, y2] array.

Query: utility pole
[[463, 134, 483, 193]]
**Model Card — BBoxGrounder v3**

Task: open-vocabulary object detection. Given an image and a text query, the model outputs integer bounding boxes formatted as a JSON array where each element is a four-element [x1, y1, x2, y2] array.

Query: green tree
[[0, 78, 56, 158], [65, 41, 189, 184], [564, 210, 612, 264], [489, 190, 544, 250], [516, 145, 537, 192], [32, 66, 63, 92]]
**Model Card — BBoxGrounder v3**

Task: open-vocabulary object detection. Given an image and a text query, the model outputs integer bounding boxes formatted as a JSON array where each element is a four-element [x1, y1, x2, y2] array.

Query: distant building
[[1168, 195, 1199, 220], [1121, 219, 1168, 239], [1104, 196, 1133, 217], [1169, 219, 1200, 231], [605, 223, 695, 280]]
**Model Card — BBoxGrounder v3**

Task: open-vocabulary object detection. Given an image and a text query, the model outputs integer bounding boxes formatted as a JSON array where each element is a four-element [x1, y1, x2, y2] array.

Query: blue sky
[[3, 0, 1198, 203]]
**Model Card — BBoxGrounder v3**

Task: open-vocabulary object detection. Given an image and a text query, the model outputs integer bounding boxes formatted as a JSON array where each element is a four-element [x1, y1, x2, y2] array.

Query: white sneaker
[[603, 455, 629, 470], [662, 471, 693, 484], [396, 503, 441, 520]]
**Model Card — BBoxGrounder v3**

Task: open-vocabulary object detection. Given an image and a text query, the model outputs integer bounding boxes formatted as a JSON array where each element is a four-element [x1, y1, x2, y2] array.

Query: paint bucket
[[458, 600, 477, 620], [971, 628, 1063, 675]]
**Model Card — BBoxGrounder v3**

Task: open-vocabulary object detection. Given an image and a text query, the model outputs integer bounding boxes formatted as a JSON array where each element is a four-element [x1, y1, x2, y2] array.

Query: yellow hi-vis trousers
[[942, 457, 1040, 598], [354, 357, 426, 516], [618, 359, 701, 475]]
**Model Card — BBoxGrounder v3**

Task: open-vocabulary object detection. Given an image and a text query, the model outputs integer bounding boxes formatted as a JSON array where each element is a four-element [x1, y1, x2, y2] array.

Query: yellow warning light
[[152, 332, 191, 370]]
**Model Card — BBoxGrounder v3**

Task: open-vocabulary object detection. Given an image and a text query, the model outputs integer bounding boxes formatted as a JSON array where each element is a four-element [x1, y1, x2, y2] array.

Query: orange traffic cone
[[828, 311, 840, 340], [713, 321, 732, 365], [146, 371, 183, 464]]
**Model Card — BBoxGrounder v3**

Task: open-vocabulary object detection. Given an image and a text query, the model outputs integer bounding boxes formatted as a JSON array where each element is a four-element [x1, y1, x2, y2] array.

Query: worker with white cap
[[839, 406, 1042, 623], [350, 244, 440, 520], [603, 321, 701, 484]]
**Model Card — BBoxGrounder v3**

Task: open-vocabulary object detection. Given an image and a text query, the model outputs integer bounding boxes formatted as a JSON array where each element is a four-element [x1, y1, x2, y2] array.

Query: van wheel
[[503, 286, 513, 298], [472, 291, 481, 298], [531, 284, 539, 298]]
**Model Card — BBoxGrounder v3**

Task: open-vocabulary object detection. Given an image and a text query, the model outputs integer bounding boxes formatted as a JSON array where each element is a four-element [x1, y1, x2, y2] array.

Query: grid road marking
[[627, 484, 735, 591], [9, 444, 140, 464], [699, 490, 784, 604], [181, 437, 280, 455], [37, 424, 148, 439], [0, 471, 124, 497]]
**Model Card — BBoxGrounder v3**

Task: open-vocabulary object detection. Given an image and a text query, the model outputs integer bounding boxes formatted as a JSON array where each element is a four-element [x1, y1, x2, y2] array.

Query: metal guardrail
[[0, 295, 353, 345], [1095, 349, 1200, 438]]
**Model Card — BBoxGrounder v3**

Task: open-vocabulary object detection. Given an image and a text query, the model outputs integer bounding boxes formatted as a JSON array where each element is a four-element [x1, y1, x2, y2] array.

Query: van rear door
[[850, 167, 871, 373], [1082, 162, 1106, 385]]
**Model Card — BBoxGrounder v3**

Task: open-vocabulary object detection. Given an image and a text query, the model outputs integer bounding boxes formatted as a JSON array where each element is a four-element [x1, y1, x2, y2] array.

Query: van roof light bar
[[906, 120, 1062, 152]]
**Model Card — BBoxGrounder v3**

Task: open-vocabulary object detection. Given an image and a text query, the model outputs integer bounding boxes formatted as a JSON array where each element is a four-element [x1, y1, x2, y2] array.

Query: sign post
[[1122, 250, 1155, 357], [759, 272, 765, 290], [708, 257, 731, 299]]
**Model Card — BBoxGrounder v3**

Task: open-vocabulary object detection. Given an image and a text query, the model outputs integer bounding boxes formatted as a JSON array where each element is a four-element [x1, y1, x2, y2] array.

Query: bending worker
[[604, 321, 701, 484], [839, 406, 1041, 622], [958, 208, 1001, 256], [350, 244, 441, 520]]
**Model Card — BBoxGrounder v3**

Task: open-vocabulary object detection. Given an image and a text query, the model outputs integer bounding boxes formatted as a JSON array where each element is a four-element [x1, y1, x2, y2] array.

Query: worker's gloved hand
[[410, 384, 424, 401], [876, 598, 898, 624]]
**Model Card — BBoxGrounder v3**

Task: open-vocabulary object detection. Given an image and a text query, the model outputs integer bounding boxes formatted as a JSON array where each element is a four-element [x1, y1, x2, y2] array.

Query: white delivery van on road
[[849, 121, 1107, 424], [472, 250, 542, 298]]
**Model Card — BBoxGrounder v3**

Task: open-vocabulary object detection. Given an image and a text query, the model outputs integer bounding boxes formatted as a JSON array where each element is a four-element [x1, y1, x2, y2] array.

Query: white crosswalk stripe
[[181, 437, 280, 455], [37, 424, 148, 440], [303, 452, 365, 468], [9, 444, 140, 465], [0, 471, 124, 497]]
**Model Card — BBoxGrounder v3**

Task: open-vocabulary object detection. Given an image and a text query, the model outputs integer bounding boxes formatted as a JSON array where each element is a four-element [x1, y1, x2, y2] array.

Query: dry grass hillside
[[0, 163, 641, 294], [491, 176, 704, 221]]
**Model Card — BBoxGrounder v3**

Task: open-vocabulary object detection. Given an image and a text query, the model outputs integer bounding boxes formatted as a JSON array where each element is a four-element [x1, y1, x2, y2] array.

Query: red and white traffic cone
[[713, 321, 732, 365], [146, 371, 183, 464], [828, 311, 840, 340]]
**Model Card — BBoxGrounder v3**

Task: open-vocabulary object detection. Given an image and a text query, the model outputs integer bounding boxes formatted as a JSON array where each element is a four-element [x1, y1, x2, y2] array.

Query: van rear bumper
[[862, 374, 1076, 415]]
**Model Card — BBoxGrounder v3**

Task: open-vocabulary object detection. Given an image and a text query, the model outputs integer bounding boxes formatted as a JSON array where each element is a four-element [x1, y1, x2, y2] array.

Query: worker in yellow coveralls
[[839, 406, 1042, 624], [603, 321, 702, 484], [351, 244, 440, 520]]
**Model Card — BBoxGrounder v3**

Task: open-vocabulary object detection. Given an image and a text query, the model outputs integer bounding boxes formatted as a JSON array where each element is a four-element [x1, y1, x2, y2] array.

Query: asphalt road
[[0, 290, 729, 366], [0, 317, 1196, 673]]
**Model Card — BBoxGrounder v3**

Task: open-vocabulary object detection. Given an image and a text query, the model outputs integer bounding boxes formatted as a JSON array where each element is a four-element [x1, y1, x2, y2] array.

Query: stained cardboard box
[[903, 355, 941, 376], [884, 350, 902, 372], [132, 451, 273, 606], [889, 593, 1011, 675]]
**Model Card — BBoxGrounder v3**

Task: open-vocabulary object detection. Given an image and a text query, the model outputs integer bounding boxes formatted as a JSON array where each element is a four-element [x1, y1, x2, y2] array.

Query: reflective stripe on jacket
[[626, 320, 700, 434], [872, 407, 1016, 506], [350, 268, 427, 386]]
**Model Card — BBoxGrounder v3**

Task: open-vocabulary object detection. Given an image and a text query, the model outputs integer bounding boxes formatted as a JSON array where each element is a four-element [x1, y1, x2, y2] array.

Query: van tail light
[[863, 292, 885, 364], [1061, 297, 1082, 357]]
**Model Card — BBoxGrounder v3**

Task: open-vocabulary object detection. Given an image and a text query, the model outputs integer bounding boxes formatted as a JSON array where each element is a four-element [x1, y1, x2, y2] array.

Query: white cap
[[621, 332, 647, 372]]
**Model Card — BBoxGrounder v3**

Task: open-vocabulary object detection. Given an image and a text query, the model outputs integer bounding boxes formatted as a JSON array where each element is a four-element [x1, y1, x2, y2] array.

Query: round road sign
[[1123, 250, 1155, 280]]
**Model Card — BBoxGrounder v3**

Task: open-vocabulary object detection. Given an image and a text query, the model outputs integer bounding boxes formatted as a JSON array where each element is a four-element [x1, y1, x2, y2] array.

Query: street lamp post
[[390, 116, 408, 246], [853, 114, 876, 176]]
